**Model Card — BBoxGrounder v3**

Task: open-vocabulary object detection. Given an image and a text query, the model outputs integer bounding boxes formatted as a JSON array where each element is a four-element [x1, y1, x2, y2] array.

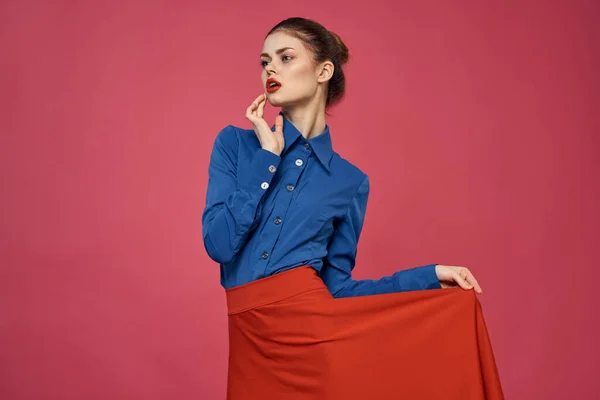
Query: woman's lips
[[266, 78, 282, 93]]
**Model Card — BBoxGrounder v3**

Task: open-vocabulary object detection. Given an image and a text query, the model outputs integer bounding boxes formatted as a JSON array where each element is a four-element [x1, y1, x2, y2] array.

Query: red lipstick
[[266, 78, 282, 93]]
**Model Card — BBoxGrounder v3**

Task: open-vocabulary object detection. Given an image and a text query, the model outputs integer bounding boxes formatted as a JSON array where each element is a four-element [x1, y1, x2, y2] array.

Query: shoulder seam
[[343, 173, 369, 215]]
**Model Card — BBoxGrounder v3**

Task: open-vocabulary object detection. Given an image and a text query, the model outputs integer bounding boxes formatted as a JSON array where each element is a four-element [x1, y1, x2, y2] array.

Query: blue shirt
[[202, 113, 442, 298]]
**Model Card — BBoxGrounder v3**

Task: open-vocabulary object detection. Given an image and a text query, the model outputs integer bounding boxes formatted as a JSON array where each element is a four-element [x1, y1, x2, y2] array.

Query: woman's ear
[[316, 60, 334, 83]]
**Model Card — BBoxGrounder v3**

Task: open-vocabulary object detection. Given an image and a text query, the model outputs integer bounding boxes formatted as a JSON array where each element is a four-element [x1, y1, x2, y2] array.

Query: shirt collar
[[277, 112, 333, 172]]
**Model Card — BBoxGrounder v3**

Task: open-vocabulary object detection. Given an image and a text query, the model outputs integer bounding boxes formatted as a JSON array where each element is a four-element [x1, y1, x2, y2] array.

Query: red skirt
[[225, 266, 504, 399]]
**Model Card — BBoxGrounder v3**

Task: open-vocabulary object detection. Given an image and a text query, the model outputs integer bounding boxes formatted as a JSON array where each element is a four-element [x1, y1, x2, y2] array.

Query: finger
[[455, 267, 470, 284], [246, 101, 257, 114], [453, 271, 472, 291], [251, 93, 264, 106], [274, 114, 283, 134], [246, 102, 260, 122], [246, 94, 265, 118], [464, 270, 483, 294], [257, 95, 266, 118], [245, 105, 256, 122]]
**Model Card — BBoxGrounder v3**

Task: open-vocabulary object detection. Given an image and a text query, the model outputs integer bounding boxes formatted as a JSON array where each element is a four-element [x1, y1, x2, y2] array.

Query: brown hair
[[266, 17, 349, 109]]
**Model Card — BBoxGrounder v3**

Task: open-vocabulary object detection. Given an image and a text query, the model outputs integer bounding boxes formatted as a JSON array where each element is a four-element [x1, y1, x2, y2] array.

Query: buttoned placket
[[257, 141, 312, 275]]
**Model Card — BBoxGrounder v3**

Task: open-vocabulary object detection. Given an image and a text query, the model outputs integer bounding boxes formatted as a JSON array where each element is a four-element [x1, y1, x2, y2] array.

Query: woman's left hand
[[435, 265, 483, 294]]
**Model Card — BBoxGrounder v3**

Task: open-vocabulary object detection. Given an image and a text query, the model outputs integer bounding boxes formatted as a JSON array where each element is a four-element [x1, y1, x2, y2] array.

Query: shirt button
[[268, 165, 277, 173], [261, 182, 269, 190], [295, 159, 304, 167], [287, 184, 295, 191], [262, 252, 269, 259], [274, 217, 282, 224], [304, 143, 310, 149]]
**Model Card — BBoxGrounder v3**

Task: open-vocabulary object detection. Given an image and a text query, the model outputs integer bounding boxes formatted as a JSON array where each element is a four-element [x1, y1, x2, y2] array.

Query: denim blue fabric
[[202, 113, 441, 298]]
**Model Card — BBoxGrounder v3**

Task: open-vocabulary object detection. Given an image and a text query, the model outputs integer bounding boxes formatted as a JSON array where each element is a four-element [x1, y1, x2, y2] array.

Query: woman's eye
[[261, 56, 292, 67]]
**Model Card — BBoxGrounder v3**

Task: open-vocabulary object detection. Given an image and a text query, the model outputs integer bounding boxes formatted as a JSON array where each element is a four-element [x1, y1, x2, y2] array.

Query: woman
[[202, 17, 503, 400]]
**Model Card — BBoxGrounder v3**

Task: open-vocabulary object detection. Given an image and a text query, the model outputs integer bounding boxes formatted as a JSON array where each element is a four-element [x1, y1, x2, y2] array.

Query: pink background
[[2, 1, 599, 399]]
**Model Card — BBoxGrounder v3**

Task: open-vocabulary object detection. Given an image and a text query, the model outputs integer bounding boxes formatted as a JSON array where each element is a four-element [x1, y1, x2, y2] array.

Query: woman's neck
[[281, 98, 327, 140]]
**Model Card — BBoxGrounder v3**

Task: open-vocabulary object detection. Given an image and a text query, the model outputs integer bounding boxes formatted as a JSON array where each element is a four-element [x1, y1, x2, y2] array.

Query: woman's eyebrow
[[260, 47, 295, 58]]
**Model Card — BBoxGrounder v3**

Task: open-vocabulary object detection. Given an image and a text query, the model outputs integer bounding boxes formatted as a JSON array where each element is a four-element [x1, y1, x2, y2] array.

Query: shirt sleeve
[[319, 174, 442, 298], [202, 125, 282, 264]]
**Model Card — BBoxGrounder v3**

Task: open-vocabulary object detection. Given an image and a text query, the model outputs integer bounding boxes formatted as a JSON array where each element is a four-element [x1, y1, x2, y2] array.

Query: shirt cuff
[[239, 148, 281, 196], [394, 263, 442, 291]]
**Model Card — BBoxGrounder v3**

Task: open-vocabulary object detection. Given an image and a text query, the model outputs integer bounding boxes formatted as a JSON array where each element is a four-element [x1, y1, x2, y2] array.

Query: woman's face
[[260, 31, 321, 108]]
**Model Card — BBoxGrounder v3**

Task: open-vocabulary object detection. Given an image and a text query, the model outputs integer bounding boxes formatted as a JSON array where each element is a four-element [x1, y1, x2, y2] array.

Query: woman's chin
[[266, 92, 296, 108], [266, 95, 285, 107]]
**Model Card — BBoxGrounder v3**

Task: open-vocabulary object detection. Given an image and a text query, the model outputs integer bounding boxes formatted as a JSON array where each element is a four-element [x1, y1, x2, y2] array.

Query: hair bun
[[329, 30, 349, 65]]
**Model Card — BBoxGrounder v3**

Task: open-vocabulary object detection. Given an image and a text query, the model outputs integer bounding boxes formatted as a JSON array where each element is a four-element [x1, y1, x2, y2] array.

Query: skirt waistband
[[225, 266, 326, 315]]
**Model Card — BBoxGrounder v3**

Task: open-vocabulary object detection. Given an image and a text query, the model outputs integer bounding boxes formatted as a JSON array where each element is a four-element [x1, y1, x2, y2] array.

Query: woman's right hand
[[245, 94, 284, 156]]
